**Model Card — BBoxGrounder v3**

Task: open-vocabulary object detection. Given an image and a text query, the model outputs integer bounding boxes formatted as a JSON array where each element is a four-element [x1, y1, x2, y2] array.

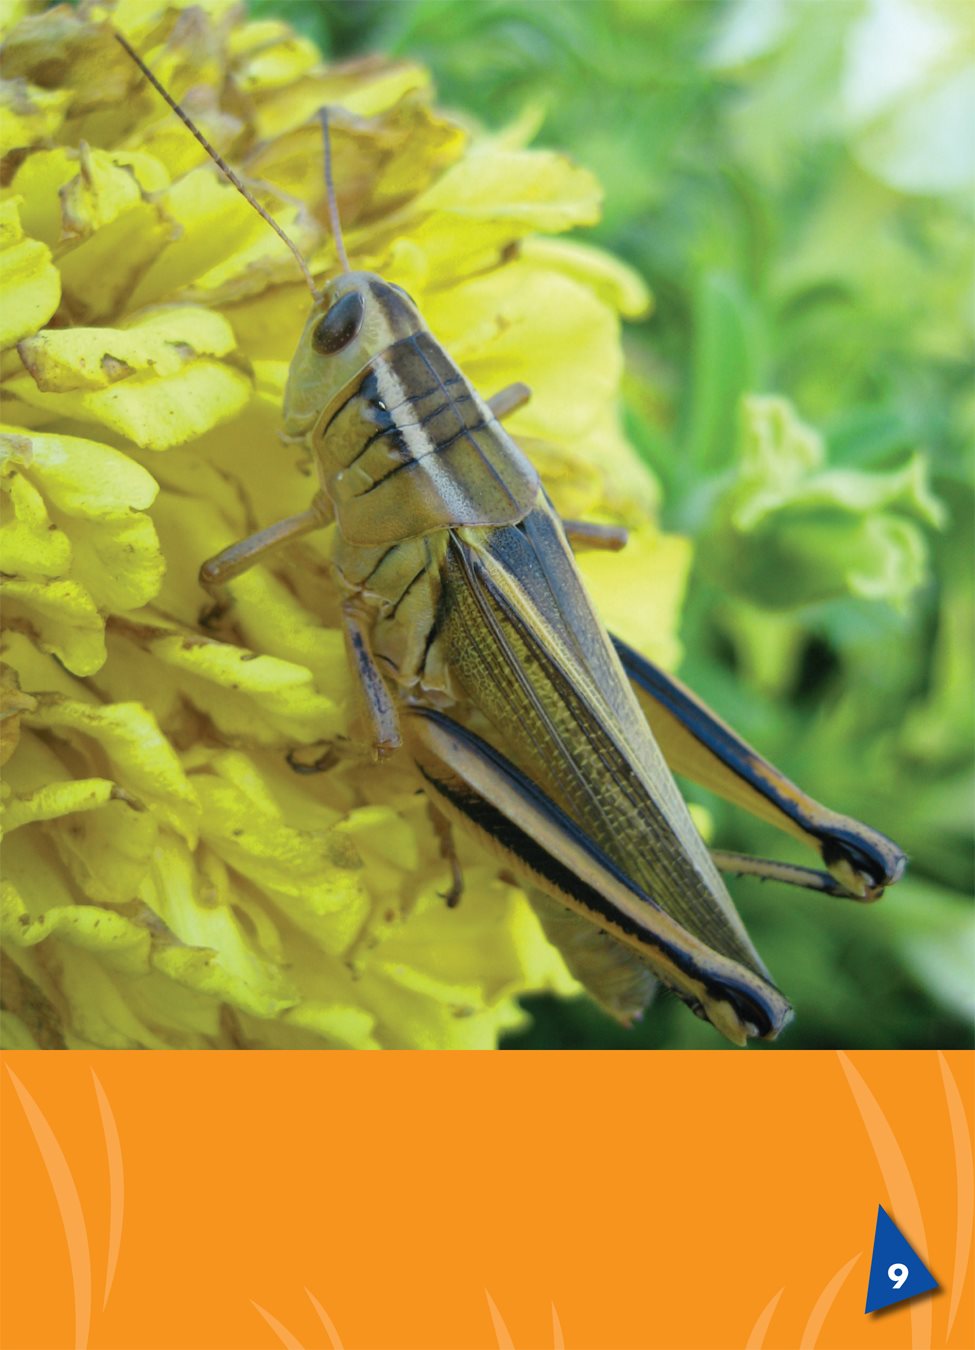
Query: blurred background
[[252, 0, 974, 1049]]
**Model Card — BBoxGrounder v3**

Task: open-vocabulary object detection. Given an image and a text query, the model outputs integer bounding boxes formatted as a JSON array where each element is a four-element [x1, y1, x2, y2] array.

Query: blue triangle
[[865, 1206, 938, 1313]]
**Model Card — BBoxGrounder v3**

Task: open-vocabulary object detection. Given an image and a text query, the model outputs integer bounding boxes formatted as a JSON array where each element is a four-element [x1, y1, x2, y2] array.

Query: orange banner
[[1, 1051, 971, 1350]]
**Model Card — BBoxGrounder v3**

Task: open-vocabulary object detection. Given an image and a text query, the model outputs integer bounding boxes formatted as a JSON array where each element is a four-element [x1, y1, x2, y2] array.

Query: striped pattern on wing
[[435, 495, 772, 977]]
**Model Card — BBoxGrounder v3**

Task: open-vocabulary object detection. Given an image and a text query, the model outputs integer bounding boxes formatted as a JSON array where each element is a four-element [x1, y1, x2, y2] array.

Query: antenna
[[115, 32, 320, 298], [318, 108, 351, 274]]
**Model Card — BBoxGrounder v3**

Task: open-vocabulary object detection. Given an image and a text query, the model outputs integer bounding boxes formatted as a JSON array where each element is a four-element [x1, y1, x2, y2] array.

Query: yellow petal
[[7, 148, 78, 246], [220, 286, 310, 363], [279, 1002, 380, 1050], [58, 797, 159, 906], [9, 143, 173, 320], [143, 834, 301, 1018], [60, 200, 180, 324], [1, 877, 151, 975], [429, 259, 616, 429], [577, 525, 693, 670], [1, 425, 158, 514], [0, 0, 33, 41], [57, 953, 186, 1049], [17, 305, 240, 391], [25, 694, 200, 840], [0, 199, 60, 349], [71, 510, 164, 612], [0, 726, 158, 904], [0, 576, 105, 675], [109, 0, 240, 46], [521, 237, 652, 319], [192, 767, 369, 957], [227, 20, 319, 93], [59, 144, 154, 237], [0, 466, 72, 577], [1, 777, 116, 833], [106, 619, 344, 747], [249, 98, 466, 237], [371, 873, 574, 1005], [0, 629, 95, 705], [229, 569, 349, 699], [0, 6, 134, 115], [351, 968, 529, 1051], [183, 371, 314, 529], [8, 359, 251, 451], [0, 78, 70, 155], [0, 426, 163, 612], [2, 805, 80, 925], [125, 169, 301, 307], [0, 663, 36, 767], [250, 58, 433, 140], [397, 147, 602, 276], [180, 201, 319, 304]]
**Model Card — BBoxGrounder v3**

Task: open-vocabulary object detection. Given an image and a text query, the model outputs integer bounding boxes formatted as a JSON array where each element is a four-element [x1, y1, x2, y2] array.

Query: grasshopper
[[119, 37, 905, 1045]]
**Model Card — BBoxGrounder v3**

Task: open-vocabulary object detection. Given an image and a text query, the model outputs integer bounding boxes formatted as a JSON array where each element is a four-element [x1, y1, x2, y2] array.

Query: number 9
[[888, 1262, 909, 1289]]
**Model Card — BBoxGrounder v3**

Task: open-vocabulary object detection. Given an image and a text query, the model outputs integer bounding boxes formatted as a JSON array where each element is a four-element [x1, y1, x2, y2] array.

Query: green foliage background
[[253, 0, 973, 1050]]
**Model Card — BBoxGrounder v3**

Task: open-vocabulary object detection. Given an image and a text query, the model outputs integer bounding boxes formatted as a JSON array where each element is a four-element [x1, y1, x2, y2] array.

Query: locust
[[118, 36, 906, 1045]]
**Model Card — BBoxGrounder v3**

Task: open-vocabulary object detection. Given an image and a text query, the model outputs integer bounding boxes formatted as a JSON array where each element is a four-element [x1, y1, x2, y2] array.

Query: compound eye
[[312, 291, 365, 355]]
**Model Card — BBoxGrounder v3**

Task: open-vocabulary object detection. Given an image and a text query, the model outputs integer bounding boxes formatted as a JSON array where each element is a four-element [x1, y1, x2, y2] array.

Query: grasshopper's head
[[283, 272, 425, 439]]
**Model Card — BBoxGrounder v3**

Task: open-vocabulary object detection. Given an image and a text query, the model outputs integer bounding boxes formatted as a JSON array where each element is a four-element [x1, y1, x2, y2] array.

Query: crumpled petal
[[703, 395, 945, 608], [1, 576, 107, 675], [367, 873, 575, 1006], [12, 307, 252, 448], [58, 144, 171, 238], [0, 427, 163, 668], [17, 306, 239, 390], [8, 149, 83, 247], [2, 878, 152, 974]]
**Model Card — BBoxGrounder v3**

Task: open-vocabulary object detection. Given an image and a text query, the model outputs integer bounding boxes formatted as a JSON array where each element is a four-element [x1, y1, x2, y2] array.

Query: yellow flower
[[0, 0, 690, 1049]]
